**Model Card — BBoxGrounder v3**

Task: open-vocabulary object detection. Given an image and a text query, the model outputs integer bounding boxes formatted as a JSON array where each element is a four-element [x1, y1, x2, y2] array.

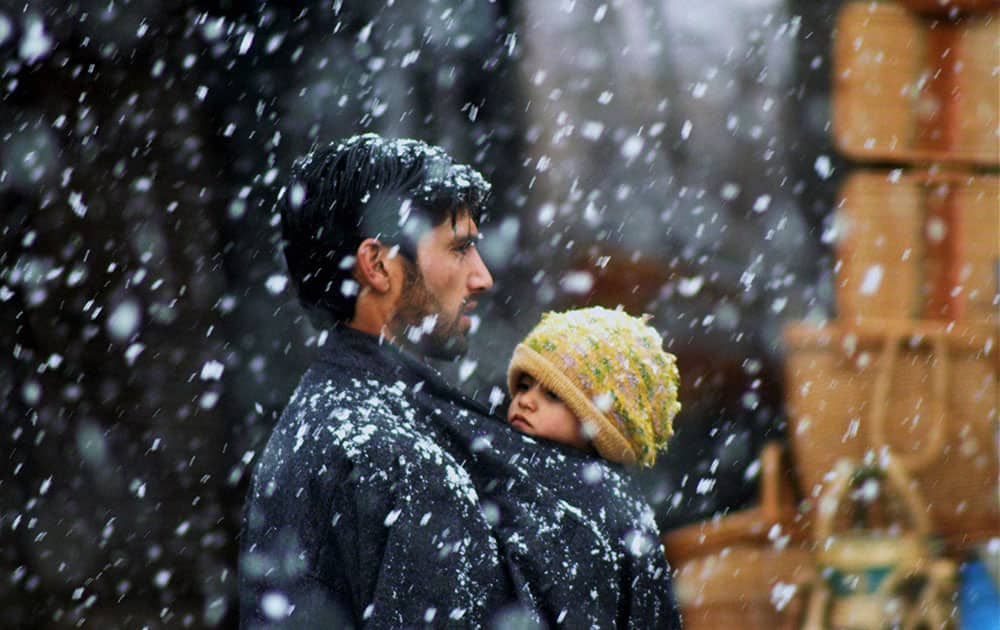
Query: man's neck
[[347, 319, 393, 343], [331, 324, 489, 415], [348, 303, 397, 344], [346, 320, 434, 364]]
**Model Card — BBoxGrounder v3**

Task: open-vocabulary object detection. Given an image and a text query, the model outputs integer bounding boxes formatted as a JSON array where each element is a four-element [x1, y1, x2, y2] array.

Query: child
[[506, 306, 681, 467]]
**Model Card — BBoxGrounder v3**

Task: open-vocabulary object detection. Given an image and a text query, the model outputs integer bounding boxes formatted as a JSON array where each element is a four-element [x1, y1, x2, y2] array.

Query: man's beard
[[391, 263, 468, 360]]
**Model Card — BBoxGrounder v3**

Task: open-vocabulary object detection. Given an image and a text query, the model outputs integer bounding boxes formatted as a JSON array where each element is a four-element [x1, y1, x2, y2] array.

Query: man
[[240, 134, 681, 628]]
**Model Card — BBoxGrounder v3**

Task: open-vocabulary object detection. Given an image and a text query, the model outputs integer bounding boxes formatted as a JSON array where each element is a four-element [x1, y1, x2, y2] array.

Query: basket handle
[[868, 332, 949, 472], [813, 455, 932, 542], [801, 582, 830, 630], [759, 441, 785, 520], [881, 451, 932, 538], [813, 458, 855, 542]]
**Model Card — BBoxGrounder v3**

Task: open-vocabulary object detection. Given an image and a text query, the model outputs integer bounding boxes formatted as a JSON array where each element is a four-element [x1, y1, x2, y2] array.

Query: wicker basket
[[665, 443, 814, 629], [662, 442, 808, 566], [783, 320, 999, 554], [674, 546, 815, 630], [833, 2, 999, 165], [835, 171, 999, 324], [899, 0, 1000, 14], [802, 456, 959, 629]]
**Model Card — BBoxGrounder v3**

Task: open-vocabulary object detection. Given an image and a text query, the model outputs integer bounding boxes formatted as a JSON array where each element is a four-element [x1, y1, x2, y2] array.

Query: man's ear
[[354, 238, 392, 293]]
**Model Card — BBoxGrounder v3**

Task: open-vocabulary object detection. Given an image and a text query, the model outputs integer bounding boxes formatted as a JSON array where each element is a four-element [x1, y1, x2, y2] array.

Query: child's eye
[[543, 388, 562, 403], [515, 376, 532, 392]]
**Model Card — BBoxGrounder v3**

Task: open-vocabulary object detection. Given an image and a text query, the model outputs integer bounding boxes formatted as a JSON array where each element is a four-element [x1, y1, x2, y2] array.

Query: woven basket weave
[[674, 546, 814, 630], [899, 0, 1000, 14], [802, 457, 958, 629], [664, 443, 812, 628], [783, 320, 998, 554], [835, 171, 999, 324], [662, 442, 807, 566], [833, 2, 999, 165]]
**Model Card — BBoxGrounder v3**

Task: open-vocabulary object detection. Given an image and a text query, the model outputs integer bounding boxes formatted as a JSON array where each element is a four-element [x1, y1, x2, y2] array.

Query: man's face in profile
[[391, 209, 493, 360]]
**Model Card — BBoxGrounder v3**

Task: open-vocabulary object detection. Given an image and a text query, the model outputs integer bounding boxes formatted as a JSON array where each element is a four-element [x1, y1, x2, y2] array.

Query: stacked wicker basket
[[786, 0, 999, 627], [663, 1, 999, 628], [788, 0, 999, 557]]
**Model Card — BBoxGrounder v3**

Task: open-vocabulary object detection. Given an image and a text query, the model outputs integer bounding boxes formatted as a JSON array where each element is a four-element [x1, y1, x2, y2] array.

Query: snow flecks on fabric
[[241, 328, 679, 627], [292, 423, 310, 452]]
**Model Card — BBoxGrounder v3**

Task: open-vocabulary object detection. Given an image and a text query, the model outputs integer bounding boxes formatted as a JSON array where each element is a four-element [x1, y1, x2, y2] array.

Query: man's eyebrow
[[450, 232, 483, 246]]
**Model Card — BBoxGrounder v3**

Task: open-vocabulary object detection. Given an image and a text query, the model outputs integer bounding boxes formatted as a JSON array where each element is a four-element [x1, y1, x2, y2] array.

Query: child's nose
[[517, 391, 537, 410]]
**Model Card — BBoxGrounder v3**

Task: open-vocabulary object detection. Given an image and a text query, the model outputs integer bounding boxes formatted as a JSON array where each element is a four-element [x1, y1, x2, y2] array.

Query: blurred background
[[1, 0, 996, 628]]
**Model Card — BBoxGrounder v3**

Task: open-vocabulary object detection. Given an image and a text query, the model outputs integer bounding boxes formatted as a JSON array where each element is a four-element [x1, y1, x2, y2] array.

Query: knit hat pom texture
[[507, 307, 681, 466]]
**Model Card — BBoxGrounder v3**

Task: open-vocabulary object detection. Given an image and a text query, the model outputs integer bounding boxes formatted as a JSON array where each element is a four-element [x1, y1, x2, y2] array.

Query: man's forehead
[[392, 205, 479, 249], [441, 208, 479, 238]]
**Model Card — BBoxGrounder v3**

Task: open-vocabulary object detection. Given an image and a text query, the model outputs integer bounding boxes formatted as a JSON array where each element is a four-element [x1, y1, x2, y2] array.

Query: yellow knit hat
[[507, 307, 681, 467]]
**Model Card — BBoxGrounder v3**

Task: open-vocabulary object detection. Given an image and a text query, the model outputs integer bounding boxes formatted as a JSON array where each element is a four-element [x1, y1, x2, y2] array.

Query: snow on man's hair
[[281, 133, 491, 326]]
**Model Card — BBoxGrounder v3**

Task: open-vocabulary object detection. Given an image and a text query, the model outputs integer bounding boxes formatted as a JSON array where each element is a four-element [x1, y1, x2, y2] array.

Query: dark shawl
[[240, 326, 680, 629]]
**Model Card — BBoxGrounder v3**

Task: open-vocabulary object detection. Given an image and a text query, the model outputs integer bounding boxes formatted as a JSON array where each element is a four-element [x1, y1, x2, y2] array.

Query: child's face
[[508, 373, 590, 450]]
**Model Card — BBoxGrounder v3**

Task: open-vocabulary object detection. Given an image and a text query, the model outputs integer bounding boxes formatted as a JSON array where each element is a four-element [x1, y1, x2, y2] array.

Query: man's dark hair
[[281, 133, 491, 326]]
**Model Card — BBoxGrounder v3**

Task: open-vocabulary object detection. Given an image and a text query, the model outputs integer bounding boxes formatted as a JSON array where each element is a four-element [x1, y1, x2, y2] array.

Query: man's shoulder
[[274, 362, 479, 472], [292, 359, 408, 408], [257, 365, 480, 505], [280, 367, 419, 443]]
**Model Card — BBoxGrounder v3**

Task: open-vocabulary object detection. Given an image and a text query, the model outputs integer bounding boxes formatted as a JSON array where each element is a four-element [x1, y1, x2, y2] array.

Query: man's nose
[[468, 248, 493, 293]]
